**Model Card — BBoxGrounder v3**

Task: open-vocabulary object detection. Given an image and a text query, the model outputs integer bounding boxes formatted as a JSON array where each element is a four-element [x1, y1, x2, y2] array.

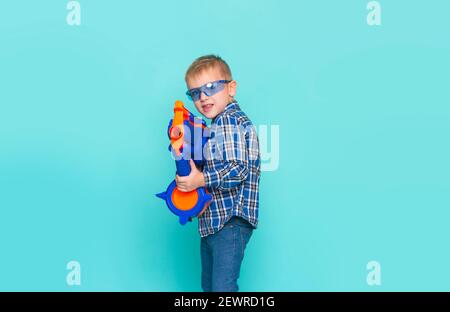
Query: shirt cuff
[[203, 169, 222, 190]]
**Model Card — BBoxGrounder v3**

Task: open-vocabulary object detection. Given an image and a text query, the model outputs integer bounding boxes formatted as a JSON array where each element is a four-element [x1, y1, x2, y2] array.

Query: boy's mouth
[[202, 103, 214, 113]]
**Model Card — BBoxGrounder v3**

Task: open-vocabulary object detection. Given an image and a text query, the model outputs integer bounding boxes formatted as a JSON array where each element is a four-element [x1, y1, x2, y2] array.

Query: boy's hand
[[175, 159, 206, 192]]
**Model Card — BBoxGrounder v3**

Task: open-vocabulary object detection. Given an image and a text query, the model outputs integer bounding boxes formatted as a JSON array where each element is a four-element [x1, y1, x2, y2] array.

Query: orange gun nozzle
[[169, 100, 189, 155]]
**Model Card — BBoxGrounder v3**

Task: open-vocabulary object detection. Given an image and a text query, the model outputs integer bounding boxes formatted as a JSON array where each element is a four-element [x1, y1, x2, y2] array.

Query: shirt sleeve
[[203, 113, 250, 191]]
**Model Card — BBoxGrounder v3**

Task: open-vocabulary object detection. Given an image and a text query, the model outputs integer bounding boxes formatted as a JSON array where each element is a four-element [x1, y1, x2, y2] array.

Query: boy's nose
[[199, 91, 209, 101]]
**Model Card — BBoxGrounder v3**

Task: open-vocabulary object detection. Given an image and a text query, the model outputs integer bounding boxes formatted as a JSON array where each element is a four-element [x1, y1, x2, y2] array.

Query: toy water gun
[[156, 100, 212, 225]]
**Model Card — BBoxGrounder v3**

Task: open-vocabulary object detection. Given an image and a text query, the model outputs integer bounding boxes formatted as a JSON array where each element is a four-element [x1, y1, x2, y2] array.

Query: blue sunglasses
[[186, 80, 231, 101]]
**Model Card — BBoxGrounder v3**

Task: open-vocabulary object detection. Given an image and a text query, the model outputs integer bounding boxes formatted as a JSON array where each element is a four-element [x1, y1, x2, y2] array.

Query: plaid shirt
[[199, 101, 261, 237]]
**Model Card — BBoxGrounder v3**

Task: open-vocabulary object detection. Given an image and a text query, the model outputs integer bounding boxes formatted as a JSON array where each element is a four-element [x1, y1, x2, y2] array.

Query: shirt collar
[[224, 100, 239, 112], [213, 100, 239, 123]]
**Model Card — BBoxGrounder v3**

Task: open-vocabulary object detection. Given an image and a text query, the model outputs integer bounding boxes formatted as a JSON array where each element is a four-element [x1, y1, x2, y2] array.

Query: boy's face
[[186, 67, 237, 119]]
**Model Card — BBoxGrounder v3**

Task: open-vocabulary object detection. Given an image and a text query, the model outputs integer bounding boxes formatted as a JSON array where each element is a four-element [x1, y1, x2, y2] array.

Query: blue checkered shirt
[[199, 101, 261, 237]]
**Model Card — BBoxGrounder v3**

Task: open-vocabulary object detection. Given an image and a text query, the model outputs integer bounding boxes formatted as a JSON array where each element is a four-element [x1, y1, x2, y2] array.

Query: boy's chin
[[202, 110, 218, 119]]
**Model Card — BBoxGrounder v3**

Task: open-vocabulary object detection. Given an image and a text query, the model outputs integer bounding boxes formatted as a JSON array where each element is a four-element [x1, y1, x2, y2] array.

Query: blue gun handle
[[176, 159, 191, 177]]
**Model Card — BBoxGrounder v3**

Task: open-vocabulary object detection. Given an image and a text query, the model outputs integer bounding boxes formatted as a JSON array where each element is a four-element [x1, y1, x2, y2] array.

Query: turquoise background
[[1, 0, 449, 291]]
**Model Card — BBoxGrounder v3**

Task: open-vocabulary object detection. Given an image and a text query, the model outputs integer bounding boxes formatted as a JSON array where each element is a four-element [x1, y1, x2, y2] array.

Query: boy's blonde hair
[[185, 55, 233, 83]]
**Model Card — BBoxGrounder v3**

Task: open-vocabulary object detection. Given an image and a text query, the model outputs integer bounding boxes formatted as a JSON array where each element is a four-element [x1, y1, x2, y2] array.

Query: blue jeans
[[200, 216, 254, 292]]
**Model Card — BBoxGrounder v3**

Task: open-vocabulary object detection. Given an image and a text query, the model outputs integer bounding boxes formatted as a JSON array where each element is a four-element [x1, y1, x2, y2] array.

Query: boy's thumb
[[189, 159, 197, 170]]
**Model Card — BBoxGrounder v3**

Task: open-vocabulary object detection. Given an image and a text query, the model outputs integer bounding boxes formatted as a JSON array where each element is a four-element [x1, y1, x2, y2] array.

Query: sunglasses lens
[[188, 89, 200, 101], [203, 82, 224, 96], [186, 81, 229, 101]]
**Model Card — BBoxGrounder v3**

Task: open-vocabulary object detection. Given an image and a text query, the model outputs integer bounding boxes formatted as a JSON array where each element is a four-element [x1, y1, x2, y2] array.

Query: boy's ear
[[228, 80, 237, 97]]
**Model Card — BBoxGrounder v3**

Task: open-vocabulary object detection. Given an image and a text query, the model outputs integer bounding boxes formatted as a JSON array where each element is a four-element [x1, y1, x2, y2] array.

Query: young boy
[[175, 55, 261, 292]]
